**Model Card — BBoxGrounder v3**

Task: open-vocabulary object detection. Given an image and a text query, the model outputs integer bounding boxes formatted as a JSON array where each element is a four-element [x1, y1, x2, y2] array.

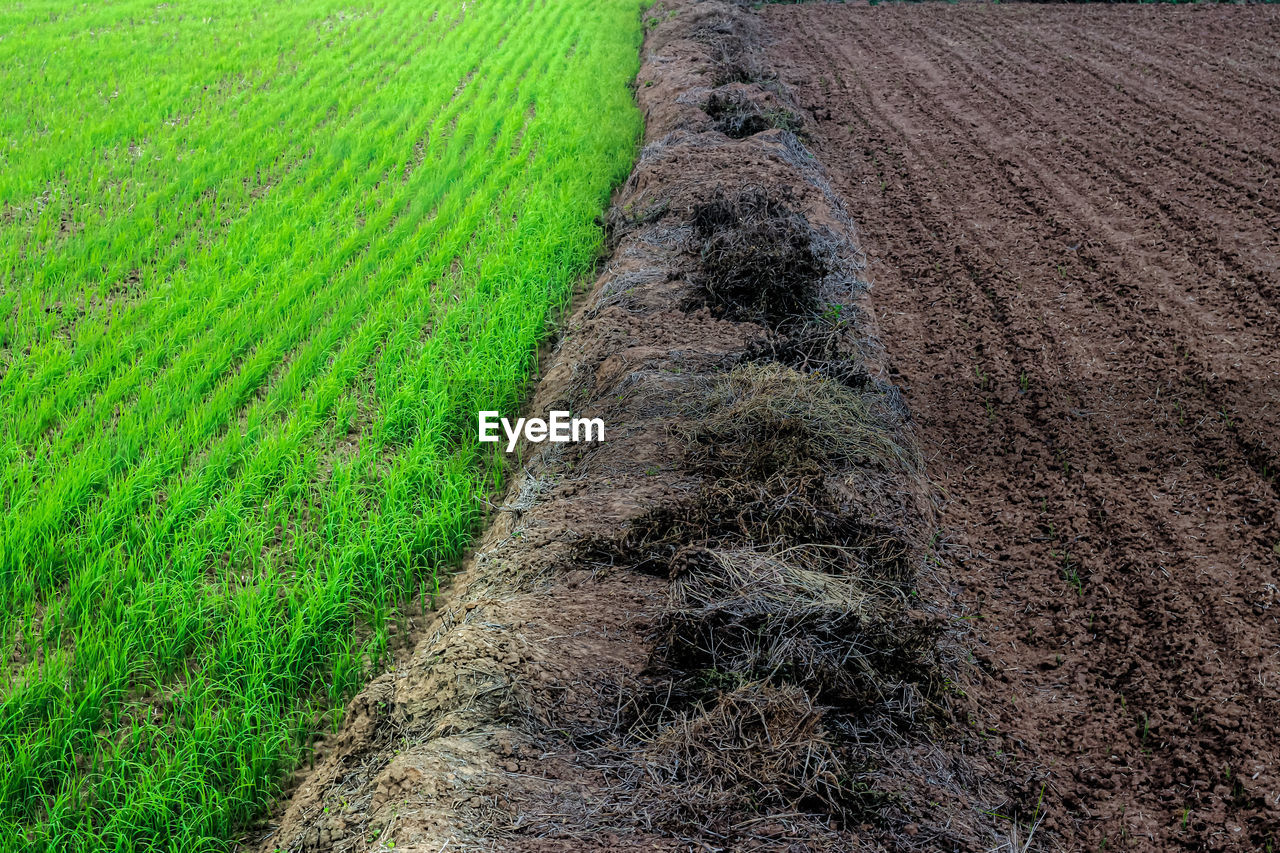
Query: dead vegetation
[[658, 544, 940, 709], [630, 683, 862, 832], [547, 9, 993, 828], [681, 3, 770, 88], [256, 1, 1009, 850], [679, 363, 915, 477], [742, 307, 875, 388], [704, 88, 801, 139], [567, 357, 951, 843], [691, 188, 827, 324]]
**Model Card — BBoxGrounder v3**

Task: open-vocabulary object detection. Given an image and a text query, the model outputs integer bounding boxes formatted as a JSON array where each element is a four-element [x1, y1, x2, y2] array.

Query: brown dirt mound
[[761, 3, 1280, 851], [245, 2, 1009, 851]]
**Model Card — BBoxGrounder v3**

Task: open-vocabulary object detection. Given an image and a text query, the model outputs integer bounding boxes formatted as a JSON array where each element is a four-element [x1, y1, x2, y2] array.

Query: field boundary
[[254, 2, 1012, 850]]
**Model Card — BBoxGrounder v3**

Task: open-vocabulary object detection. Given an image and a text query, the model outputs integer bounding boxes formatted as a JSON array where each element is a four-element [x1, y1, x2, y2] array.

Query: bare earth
[[762, 4, 1280, 851]]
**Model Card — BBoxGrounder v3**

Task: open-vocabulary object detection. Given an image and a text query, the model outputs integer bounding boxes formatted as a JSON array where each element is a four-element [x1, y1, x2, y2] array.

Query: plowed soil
[[763, 4, 1280, 851]]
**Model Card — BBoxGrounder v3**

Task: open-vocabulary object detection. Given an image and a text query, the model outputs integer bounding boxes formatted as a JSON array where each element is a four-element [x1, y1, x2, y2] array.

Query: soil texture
[[762, 4, 1280, 851]]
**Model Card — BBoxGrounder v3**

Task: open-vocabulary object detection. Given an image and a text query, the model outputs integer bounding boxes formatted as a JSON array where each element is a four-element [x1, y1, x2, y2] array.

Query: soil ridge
[[254, 3, 1009, 850]]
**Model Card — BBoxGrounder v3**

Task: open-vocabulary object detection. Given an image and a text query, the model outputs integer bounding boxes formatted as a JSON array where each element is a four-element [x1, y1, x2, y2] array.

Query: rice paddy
[[0, 0, 642, 849]]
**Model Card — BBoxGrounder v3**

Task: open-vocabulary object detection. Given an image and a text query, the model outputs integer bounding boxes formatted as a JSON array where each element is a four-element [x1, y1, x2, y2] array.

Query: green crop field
[[0, 0, 642, 849]]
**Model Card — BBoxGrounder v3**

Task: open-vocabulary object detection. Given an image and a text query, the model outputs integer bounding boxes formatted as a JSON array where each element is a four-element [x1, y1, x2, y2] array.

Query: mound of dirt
[[247, 2, 1010, 851]]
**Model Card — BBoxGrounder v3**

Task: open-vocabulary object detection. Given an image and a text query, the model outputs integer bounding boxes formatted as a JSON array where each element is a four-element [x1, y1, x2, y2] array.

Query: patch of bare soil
[[761, 3, 1280, 851], [248, 2, 1010, 851]]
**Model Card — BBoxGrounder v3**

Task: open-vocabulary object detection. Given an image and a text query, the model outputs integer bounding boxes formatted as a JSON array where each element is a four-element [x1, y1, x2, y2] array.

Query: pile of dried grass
[[632, 682, 865, 832], [679, 362, 917, 478], [679, 4, 769, 87], [580, 362, 948, 839], [660, 545, 941, 713], [744, 313, 872, 389], [704, 89, 801, 139], [691, 189, 827, 324]]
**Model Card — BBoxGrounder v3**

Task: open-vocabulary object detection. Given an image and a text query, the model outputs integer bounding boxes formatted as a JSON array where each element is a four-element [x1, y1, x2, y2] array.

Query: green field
[[0, 0, 642, 848]]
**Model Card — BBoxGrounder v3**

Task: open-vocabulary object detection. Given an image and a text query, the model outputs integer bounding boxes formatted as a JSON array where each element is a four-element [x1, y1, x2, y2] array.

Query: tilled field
[[763, 4, 1280, 850]]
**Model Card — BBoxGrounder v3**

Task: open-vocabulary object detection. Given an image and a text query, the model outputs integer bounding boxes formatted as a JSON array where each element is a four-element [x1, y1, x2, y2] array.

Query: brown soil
[[761, 4, 1280, 851]]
